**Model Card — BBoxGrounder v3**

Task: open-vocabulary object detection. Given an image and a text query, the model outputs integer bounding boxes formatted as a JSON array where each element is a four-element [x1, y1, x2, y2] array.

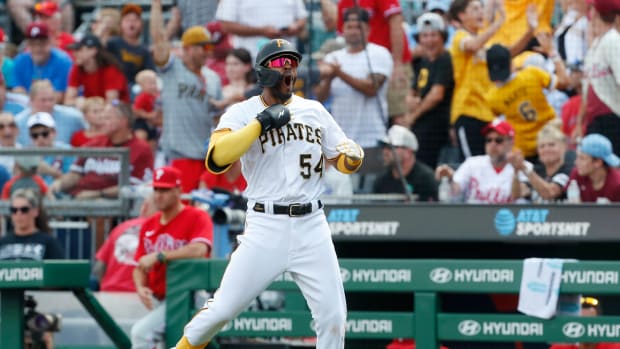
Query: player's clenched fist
[[256, 104, 291, 135], [336, 138, 364, 161]]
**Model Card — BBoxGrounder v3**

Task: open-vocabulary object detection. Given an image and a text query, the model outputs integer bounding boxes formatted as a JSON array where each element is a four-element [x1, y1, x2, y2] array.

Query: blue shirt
[[11, 48, 73, 92], [16, 106, 86, 146], [0, 164, 10, 190], [2, 92, 28, 115], [2, 58, 15, 88], [40, 141, 74, 184]]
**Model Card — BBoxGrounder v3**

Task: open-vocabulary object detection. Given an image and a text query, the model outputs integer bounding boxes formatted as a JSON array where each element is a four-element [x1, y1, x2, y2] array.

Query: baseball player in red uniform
[[131, 166, 213, 348], [173, 39, 364, 349]]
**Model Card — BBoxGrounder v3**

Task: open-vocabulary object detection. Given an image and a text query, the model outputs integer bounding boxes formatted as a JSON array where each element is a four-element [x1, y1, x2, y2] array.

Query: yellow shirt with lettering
[[449, 29, 495, 124], [489, 0, 554, 46], [486, 66, 556, 157]]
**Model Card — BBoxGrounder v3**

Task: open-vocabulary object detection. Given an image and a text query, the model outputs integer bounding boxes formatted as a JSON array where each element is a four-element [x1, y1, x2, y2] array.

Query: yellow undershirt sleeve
[[205, 120, 262, 174]]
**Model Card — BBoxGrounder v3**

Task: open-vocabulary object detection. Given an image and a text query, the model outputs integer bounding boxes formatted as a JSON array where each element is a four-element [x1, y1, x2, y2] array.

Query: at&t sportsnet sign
[[327, 209, 400, 237], [494, 208, 590, 238]]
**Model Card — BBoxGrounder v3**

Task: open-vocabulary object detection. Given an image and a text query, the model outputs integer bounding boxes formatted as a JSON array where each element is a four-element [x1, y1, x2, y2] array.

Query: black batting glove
[[256, 104, 290, 135]]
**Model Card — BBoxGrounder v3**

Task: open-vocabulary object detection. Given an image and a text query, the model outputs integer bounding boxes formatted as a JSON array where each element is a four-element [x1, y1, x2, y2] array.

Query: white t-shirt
[[216, 95, 348, 202], [453, 155, 526, 204], [324, 43, 393, 148], [215, 0, 308, 60]]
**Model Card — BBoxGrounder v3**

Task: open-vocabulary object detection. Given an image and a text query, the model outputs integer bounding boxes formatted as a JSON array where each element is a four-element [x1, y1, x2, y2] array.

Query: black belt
[[253, 201, 323, 217]]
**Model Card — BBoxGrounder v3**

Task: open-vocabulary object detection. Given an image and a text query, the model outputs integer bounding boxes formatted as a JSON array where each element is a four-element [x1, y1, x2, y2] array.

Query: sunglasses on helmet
[[268, 56, 299, 68]]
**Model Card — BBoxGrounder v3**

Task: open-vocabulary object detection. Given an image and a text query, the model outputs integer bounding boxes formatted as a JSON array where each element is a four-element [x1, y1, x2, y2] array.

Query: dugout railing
[[0, 260, 131, 349], [166, 259, 620, 348]]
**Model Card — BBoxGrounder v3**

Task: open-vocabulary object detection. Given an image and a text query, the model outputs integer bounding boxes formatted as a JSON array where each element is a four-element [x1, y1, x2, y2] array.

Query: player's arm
[[91, 260, 106, 284], [159, 242, 208, 261], [132, 267, 154, 309], [150, 0, 170, 66], [327, 138, 364, 174], [206, 104, 291, 173]]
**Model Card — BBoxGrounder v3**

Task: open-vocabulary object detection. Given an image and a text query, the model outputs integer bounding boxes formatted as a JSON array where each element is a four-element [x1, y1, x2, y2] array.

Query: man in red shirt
[[93, 196, 157, 292], [131, 166, 213, 349], [199, 160, 246, 194], [48, 102, 153, 199], [336, 0, 412, 121], [568, 133, 620, 203]]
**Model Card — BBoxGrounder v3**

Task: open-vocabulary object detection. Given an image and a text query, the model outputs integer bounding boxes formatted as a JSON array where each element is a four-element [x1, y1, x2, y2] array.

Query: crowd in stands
[[2, 0, 620, 328], [0, 0, 617, 205], [0, 1, 618, 348]]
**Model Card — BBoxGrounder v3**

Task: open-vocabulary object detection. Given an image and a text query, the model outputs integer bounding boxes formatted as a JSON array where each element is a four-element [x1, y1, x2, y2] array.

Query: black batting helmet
[[255, 39, 302, 87]]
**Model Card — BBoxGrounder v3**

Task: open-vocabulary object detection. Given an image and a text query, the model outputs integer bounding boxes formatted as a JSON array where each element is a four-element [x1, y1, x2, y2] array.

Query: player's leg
[[288, 212, 346, 349], [177, 213, 291, 347], [130, 299, 166, 349]]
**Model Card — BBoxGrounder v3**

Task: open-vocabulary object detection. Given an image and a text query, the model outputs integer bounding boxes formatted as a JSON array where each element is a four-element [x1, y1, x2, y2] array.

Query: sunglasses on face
[[10, 206, 31, 214], [485, 137, 506, 145], [0, 122, 16, 130], [268, 56, 299, 68], [30, 130, 50, 139]]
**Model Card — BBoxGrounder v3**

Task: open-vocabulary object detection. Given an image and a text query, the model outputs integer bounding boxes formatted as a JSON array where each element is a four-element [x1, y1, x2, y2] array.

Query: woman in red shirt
[[64, 34, 129, 108]]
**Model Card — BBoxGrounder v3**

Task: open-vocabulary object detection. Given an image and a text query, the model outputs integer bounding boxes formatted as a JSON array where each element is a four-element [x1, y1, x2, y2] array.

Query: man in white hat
[[373, 125, 438, 201], [27, 111, 73, 184]]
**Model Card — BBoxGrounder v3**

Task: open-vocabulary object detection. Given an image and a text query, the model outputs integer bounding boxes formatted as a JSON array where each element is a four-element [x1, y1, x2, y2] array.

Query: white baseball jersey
[[453, 155, 526, 203], [183, 94, 349, 349], [216, 95, 348, 202]]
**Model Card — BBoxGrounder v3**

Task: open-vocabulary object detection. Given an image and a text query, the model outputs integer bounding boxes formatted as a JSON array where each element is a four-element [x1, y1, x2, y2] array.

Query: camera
[[192, 189, 247, 228], [24, 295, 62, 349], [213, 206, 247, 226]]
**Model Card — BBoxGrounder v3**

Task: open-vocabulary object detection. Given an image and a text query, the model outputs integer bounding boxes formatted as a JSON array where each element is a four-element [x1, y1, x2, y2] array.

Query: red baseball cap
[[587, 0, 620, 13], [25, 22, 50, 39], [34, 1, 60, 17], [482, 119, 515, 137], [152, 166, 182, 189]]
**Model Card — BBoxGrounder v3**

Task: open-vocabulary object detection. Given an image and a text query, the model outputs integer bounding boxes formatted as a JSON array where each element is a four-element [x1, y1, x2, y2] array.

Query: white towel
[[518, 258, 564, 319]]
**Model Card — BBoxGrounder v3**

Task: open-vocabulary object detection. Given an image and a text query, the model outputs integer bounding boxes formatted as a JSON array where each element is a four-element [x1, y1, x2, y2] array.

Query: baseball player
[[174, 39, 364, 349], [132, 166, 213, 348]]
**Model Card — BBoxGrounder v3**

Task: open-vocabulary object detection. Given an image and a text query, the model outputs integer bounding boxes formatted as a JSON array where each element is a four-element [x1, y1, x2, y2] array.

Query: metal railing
[[166, 259, 620, 348], [0, 147, 132, 260]]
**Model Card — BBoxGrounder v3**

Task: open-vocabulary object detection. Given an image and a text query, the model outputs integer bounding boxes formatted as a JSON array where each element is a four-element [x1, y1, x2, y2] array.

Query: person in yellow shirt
[[448, 0, 537, 159], [485, 43, 569, 161], [489, 0, 555, 47]]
